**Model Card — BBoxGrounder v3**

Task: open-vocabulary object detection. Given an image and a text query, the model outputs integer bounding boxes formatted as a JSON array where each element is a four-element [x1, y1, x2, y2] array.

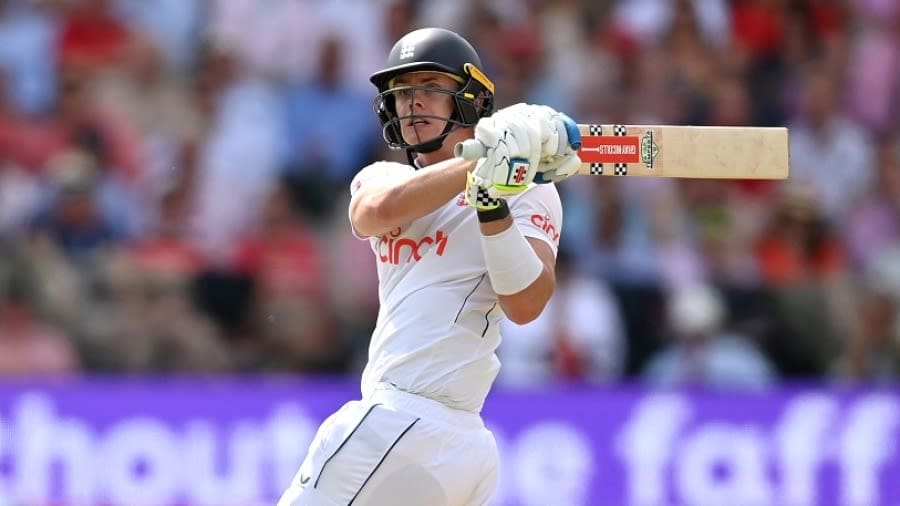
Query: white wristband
[[480, 224, 544, 295]]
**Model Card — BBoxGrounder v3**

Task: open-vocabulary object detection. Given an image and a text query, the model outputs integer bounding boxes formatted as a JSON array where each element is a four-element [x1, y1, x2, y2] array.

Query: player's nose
[[402, 90, 423, 114]]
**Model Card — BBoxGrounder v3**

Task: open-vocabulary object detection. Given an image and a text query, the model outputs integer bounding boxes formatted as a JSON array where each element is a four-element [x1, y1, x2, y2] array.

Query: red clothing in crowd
[[57, 3, 132, 68], [235, 228, 326, 301], [755, 234, 846, 285]]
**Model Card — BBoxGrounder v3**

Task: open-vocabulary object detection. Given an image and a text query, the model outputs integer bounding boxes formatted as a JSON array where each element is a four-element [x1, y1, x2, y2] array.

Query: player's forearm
[[352, 157, 474, 237], [497, 266, 554, 324], [480, 217, 556, 324]]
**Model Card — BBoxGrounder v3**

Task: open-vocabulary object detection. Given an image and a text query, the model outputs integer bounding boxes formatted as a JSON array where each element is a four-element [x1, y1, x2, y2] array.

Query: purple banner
[[0, 379, 899, 506]]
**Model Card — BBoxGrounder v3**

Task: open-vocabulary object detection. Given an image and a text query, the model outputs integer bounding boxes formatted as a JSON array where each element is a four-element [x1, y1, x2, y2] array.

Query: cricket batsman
[[278, 27, 582, 505]]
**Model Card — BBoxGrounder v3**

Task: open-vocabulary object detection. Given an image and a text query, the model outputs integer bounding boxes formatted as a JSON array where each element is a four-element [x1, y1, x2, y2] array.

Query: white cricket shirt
[[349, 161, 563, 413]]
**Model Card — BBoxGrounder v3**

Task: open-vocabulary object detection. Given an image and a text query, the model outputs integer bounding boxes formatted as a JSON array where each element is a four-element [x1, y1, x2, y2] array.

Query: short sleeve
[[348, 161, 414, 238], [349, 161, 413, 198], [508, 183, 563, 256]]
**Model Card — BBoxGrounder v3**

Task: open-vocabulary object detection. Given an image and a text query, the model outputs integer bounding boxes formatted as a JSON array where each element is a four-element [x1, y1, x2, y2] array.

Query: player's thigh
[[277, 400, 368, 506], [466, 428, 500, 505], [278, 401, 421, 505], [352, 418, 500, 506], [461, 427, 500, 505]]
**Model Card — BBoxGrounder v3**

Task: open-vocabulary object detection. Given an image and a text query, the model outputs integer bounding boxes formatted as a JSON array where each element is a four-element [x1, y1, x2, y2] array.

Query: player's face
[[390, 71, 459, 145]]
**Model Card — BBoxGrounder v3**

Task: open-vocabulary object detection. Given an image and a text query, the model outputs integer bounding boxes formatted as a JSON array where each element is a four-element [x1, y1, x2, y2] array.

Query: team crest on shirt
[[456, 193, 467, 206]]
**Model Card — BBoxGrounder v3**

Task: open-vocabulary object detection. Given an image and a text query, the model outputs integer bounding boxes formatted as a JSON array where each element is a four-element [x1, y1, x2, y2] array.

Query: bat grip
[[454, 140, 486, 161]]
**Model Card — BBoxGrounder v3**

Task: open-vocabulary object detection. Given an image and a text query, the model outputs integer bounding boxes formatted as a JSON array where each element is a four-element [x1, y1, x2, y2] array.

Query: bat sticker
[[578, 136, 641, 164], [577, 129, 660, 170], [641, 131, 659, 169]]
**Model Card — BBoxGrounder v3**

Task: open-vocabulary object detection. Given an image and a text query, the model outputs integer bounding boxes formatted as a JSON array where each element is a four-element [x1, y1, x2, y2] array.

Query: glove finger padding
[[472, 112, 542, 197], [546, 110, 581, 157], [537, 113, 561, 159], [494, 104, 559, 160], [474, 116, 504, 150], [489, 122, 538, 195], [533, 153, 582, 184], [504, 118, 541, 168]]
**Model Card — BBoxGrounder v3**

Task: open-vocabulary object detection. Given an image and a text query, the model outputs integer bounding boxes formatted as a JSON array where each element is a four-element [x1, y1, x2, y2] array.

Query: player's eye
[[422, 82, 447, 94], [392, 87, 414, 100]]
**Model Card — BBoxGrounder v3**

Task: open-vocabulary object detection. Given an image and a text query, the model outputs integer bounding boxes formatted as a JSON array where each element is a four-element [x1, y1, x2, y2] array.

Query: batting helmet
[[370, 28, 495, 154]]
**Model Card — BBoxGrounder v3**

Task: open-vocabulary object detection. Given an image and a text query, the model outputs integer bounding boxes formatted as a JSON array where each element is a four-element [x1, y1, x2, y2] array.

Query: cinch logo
[[377, 229, 448, 264], [531, 214, 560, 242]]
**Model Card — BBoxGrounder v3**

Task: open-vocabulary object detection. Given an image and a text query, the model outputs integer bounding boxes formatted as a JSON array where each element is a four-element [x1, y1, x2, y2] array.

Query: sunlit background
[[0, 0, 898, 505]]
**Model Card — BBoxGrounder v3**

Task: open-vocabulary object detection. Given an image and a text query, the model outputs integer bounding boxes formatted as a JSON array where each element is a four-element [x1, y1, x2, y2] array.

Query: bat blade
[[575, 125, 789, 179]]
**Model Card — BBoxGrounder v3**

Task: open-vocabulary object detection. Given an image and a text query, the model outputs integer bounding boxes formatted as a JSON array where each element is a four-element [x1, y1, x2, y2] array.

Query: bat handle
[[454, 140, 486, 161], [455, 117, 581, 160]]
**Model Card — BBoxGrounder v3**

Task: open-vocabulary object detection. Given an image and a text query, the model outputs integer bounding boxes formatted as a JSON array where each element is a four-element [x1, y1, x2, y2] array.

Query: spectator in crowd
[[56, 0, 132, 71], [206, 0, 388, 90], [80, 247, 231, 373], [0, 0, 59, 116], [642, 282, 777, 389], [233, 180, 344, 373], [124, 181, 204, 280], [0, 59, 144, 183], [111, 0, 203, 73], [754, 182, 856, 377], [843, 0, 899, 137], [188, 41, 287, 266], [612, 0, 731, 50], [29, 148, 122, 265], [0, 155, 42, 237], [844, 137, 900, 271], [281, 35, 379, 219], [838, 245, 900, 381], [788, 64, 876, 228], [321, 189, 381, 374], [91, 32, 206, 200], [0, 277, 79, 377]]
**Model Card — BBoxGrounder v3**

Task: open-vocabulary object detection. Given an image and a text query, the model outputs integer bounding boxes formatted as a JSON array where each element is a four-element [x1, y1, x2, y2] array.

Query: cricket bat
[[455, 124, 790, 180]]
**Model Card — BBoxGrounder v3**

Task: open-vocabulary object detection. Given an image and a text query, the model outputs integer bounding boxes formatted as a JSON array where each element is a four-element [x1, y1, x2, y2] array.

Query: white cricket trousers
[[277, 385, 500, 506]]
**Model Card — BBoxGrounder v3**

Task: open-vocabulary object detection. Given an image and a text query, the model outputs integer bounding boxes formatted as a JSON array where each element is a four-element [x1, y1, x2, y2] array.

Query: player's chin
[[403, 125, 438, 145]]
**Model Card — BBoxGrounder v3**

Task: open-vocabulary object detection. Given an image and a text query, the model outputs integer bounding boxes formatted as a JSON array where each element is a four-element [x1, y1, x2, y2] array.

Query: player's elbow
[[498, 267, 555, 324], [351, 193, 397, 237], [505, 308, 540, 325], [504, 304, 545, 325], [500, 296, 549, 325]]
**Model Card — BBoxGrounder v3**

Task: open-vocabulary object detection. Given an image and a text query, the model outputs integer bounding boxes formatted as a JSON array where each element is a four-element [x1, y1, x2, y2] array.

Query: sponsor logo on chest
[[376, 227, 449, 264]]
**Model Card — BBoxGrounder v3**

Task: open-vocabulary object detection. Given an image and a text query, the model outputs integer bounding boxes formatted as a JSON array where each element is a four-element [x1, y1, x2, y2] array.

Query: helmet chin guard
[[370, 28, 495, 155]]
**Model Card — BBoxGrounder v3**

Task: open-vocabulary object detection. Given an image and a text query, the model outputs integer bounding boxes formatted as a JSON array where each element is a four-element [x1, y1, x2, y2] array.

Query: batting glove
[[469, 111, 542, 198], [493, 103, 582, 184]]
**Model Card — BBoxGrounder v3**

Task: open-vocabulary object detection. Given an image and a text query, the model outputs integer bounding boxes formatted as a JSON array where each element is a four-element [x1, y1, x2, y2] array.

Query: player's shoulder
[[350, 160, 414, 194], [353, 160, 414, 179]]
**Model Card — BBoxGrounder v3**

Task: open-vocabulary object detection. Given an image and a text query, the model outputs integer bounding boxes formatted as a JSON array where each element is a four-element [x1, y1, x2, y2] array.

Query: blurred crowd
[[0, 0, 897, 388]]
